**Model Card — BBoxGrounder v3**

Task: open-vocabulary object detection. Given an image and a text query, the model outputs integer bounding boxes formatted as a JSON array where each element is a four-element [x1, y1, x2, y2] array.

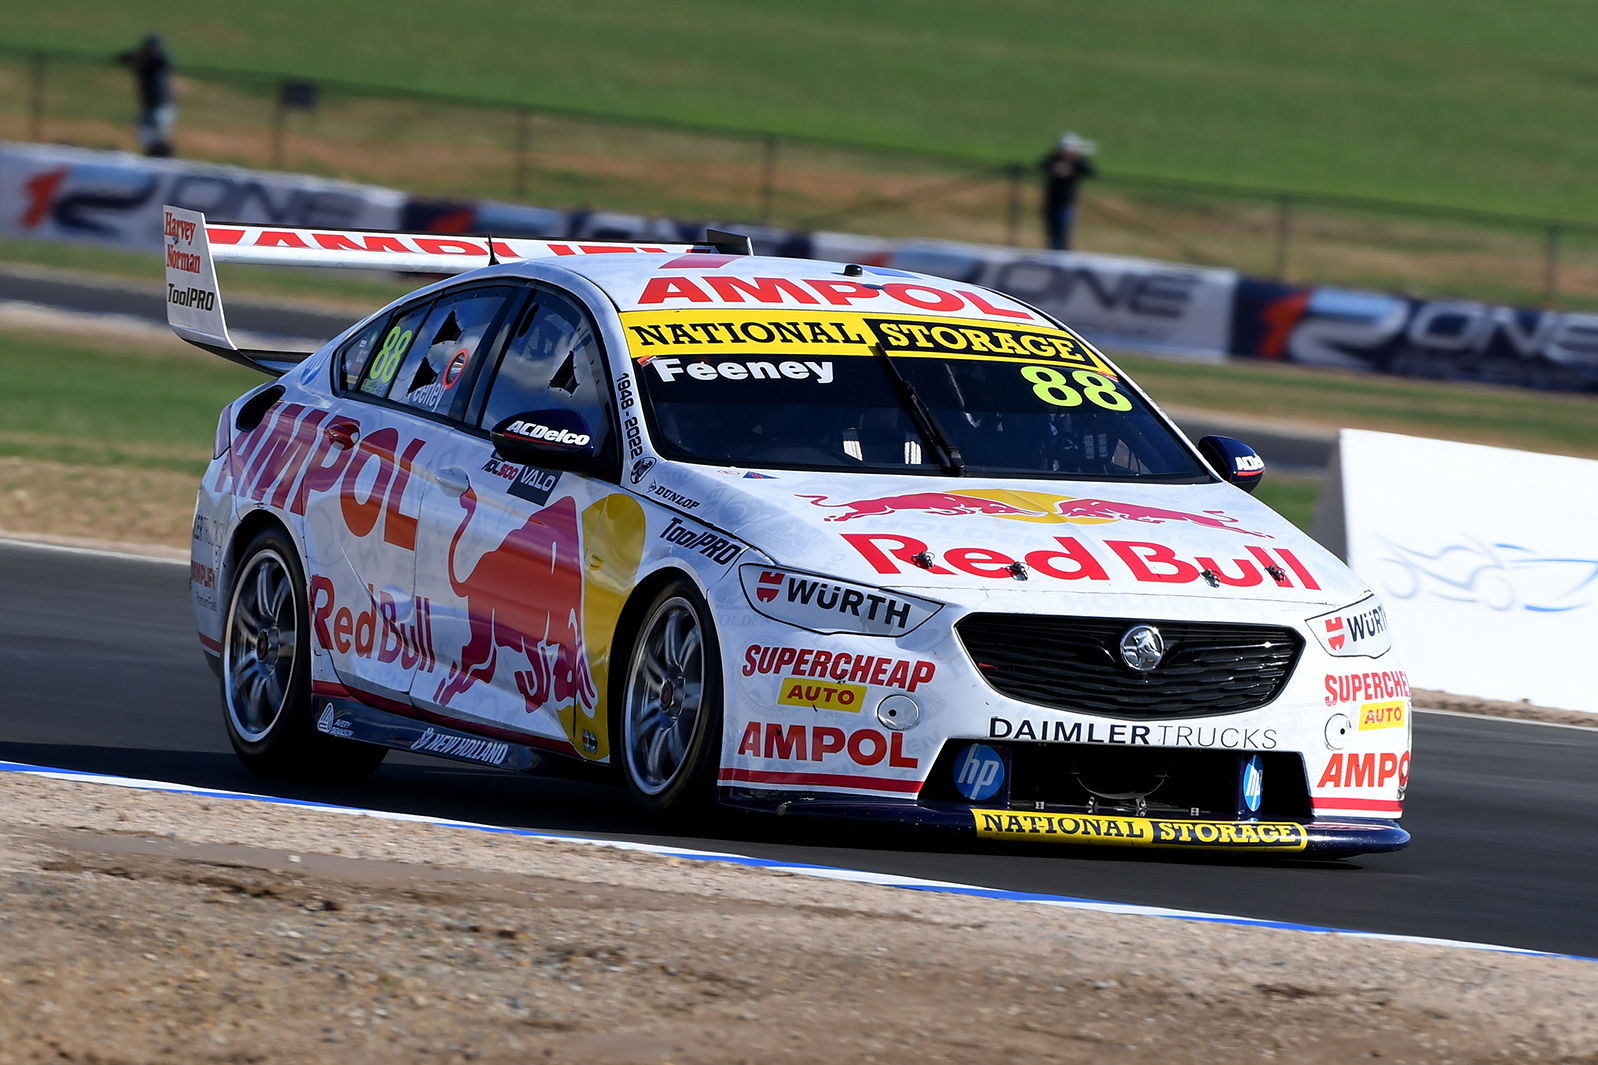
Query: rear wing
[[162, 205, 751, 377]]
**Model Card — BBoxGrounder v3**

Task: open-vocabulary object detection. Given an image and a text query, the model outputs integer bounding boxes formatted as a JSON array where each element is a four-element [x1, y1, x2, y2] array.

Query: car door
[[409, 284, 643, 762], [300, 296, 438, 708]]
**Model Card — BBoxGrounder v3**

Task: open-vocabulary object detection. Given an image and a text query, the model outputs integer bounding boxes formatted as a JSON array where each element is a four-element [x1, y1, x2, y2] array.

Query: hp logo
[[953, 744, 1006, 802]]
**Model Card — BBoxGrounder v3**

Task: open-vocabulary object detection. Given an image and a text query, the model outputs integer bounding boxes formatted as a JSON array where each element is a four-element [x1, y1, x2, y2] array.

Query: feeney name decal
[[309, 577, 437, 671], [971, 811, 1308, 851], [742, 645, 936, 691], [1318, 751, 1410, 790], [735, 723, 918, 769], [841, 532, 1320, 589]]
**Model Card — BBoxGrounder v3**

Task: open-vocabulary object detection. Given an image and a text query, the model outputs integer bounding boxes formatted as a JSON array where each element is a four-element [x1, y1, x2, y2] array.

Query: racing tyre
[[618, 580, 723, 816], [221, 528, 386, 781]]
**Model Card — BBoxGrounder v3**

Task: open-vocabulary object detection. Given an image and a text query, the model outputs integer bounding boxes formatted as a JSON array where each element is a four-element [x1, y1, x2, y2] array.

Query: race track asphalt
[[3, 538, 1596, 957]]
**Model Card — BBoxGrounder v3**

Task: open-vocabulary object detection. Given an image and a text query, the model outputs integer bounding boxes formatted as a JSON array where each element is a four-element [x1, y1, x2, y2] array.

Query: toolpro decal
[[802, 489, 1268, 537], [657, 516, 741, 566], [738, 567, 942, 635], [841, 533, 1320, 591], [971, 811, 1307, 851], [742, 644, 937, 692], [1309, 596, 1391, 658]]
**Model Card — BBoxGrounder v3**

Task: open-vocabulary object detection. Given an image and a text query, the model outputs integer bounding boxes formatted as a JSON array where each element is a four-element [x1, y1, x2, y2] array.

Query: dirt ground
[[2, 771, 1597, 1065]]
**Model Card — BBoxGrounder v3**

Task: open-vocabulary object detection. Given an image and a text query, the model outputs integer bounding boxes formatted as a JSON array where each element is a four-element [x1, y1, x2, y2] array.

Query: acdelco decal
[[841, 532, 1320, 590], [1309, 596, 1391, 658], [1324, 669, 1410, 706], [635, 275, 1035, 321], [971, 811, 1307, 851], [309, 576, 437, 671], [735, 722, 918, 769], [742, 644, 936, 691], [1317, 751, 1410, 790]]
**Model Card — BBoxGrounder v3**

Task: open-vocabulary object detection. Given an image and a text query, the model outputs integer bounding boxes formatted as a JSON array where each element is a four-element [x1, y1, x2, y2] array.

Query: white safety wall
[[1318, 428, 1598, 712]]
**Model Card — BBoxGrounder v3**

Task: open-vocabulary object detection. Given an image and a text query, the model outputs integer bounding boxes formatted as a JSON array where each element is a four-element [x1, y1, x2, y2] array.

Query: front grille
[[957, 613, 1303, 718]]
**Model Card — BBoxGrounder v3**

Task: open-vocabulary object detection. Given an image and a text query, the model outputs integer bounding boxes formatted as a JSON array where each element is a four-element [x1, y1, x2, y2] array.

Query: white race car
[[169, 205, 1410, 857]]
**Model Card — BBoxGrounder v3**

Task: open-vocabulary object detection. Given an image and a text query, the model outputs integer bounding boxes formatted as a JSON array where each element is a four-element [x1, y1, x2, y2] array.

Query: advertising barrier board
[[1313, 429, 1598, 712], [0, 141, 403, 251]]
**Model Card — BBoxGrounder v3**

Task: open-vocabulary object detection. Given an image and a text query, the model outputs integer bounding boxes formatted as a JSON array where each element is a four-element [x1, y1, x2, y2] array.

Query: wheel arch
[[603, 564, 713, 753]]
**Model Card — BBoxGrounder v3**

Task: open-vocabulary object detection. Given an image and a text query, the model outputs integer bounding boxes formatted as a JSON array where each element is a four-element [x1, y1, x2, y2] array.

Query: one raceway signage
[[0, 141, 402, 249], [1231, 278, 1598, 394]]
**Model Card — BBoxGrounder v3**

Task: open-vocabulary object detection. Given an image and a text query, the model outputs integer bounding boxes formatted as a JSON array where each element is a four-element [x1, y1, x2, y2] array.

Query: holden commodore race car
[[168, 204, 1410, 858]]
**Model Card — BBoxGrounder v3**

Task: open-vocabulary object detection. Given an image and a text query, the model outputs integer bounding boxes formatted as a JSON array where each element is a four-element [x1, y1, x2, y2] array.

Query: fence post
[[270, 89, 286, 167], [30, 52, 47, 142], [760, 135, 778, 224], [1542, 223, 1561, 307], [1006, 163, 1024, 246], [1273, 193, 1293, 280], [515, 109, 530, 199]]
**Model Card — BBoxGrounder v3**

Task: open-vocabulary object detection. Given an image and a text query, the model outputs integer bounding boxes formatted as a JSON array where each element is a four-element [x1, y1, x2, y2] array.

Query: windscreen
[[624, 309, 1208, 481]]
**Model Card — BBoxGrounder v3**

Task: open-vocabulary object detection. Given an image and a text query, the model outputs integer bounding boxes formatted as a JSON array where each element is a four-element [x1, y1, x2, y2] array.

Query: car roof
[[520, 252, 1051, 324]]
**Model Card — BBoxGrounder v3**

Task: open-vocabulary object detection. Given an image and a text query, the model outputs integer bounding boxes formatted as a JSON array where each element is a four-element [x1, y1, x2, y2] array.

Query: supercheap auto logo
[[619, 310, 1113, 373]]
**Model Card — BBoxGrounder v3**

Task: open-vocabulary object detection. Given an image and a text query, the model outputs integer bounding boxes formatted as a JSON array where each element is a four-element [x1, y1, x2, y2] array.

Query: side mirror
[[1198, 435, 1265, 493], [490, 410, 597, 473]]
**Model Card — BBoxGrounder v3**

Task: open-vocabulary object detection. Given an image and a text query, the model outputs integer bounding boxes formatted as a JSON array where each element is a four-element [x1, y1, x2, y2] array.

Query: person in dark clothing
[[1039, 131, 1096, 251], [115, 33, 175, 157]]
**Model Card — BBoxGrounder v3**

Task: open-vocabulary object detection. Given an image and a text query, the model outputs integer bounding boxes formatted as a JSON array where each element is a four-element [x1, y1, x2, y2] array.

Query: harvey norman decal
[[971, 810, 1308, 851]]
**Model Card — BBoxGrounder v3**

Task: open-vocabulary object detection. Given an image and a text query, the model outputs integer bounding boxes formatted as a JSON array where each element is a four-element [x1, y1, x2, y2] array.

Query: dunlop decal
[[971, 810, 1309, 851]]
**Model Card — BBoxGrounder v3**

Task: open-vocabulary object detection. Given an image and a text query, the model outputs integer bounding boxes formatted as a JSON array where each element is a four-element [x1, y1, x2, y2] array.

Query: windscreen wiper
[[868, 345, 965, 476]]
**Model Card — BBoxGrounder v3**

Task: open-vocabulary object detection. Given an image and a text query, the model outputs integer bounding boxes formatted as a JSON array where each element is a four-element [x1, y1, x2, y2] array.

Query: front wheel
[[618, 580, 723, 815], [221, 527, 386, 781]]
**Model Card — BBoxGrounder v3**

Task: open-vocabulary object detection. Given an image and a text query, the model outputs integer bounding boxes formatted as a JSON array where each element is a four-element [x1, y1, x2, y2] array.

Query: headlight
[[1307, 594, 1392, 658], [738, 564, 941, 637]]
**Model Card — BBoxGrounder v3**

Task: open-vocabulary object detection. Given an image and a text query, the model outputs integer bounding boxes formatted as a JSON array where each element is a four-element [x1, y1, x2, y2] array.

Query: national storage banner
[[1315, 429, 1598, 712], [0, 141, 403, 252]]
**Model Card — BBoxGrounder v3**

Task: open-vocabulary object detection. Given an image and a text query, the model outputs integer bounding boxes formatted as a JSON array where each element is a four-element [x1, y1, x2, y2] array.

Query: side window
[[357, 301, 433, 398], [382, 288, 514, 417], [481, 290, 612, 454], [333, 317, 389, 393]]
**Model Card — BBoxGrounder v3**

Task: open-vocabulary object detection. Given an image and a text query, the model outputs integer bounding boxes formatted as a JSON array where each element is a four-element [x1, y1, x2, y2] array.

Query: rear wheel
[[221, 527, 385, 780], [618, 580, 723, 815]]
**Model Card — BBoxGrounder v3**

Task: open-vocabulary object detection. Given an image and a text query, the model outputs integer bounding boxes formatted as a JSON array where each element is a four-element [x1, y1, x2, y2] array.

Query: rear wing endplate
[[161, 205, 745, 376]]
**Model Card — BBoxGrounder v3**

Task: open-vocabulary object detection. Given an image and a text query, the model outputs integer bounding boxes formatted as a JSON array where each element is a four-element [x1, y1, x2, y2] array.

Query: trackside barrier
[[1313, 429, 1598, 713], [7, 140, 1598, 392]]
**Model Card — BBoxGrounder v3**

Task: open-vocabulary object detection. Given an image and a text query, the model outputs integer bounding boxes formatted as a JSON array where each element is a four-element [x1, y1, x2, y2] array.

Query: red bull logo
[[432, 489, 596, 716], [800, 490, 1267, 537]]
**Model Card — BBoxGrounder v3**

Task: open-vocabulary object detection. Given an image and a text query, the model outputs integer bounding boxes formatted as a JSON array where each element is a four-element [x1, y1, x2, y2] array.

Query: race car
[[168, 204, 1410, 858]]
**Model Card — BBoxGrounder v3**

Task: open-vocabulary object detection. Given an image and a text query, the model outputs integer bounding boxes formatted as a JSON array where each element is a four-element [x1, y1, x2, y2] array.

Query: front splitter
[[721, 790, 1408, 859]]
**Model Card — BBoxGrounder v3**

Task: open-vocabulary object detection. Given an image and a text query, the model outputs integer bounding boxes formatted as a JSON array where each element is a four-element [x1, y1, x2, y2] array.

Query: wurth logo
[[1309, 597, 1392, 659], [755, 571, 783, 603]]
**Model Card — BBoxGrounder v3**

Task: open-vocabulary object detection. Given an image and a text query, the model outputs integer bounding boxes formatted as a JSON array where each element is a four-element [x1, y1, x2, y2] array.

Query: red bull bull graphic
[[800, 489, 1267, 538], [432, 488, 597, 717], [842, 532, 1321, 590]]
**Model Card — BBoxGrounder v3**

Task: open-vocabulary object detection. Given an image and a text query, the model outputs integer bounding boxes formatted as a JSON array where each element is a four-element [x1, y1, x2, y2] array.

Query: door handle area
[[436, 466, 470, 495], [323, 420, 359, 448]]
